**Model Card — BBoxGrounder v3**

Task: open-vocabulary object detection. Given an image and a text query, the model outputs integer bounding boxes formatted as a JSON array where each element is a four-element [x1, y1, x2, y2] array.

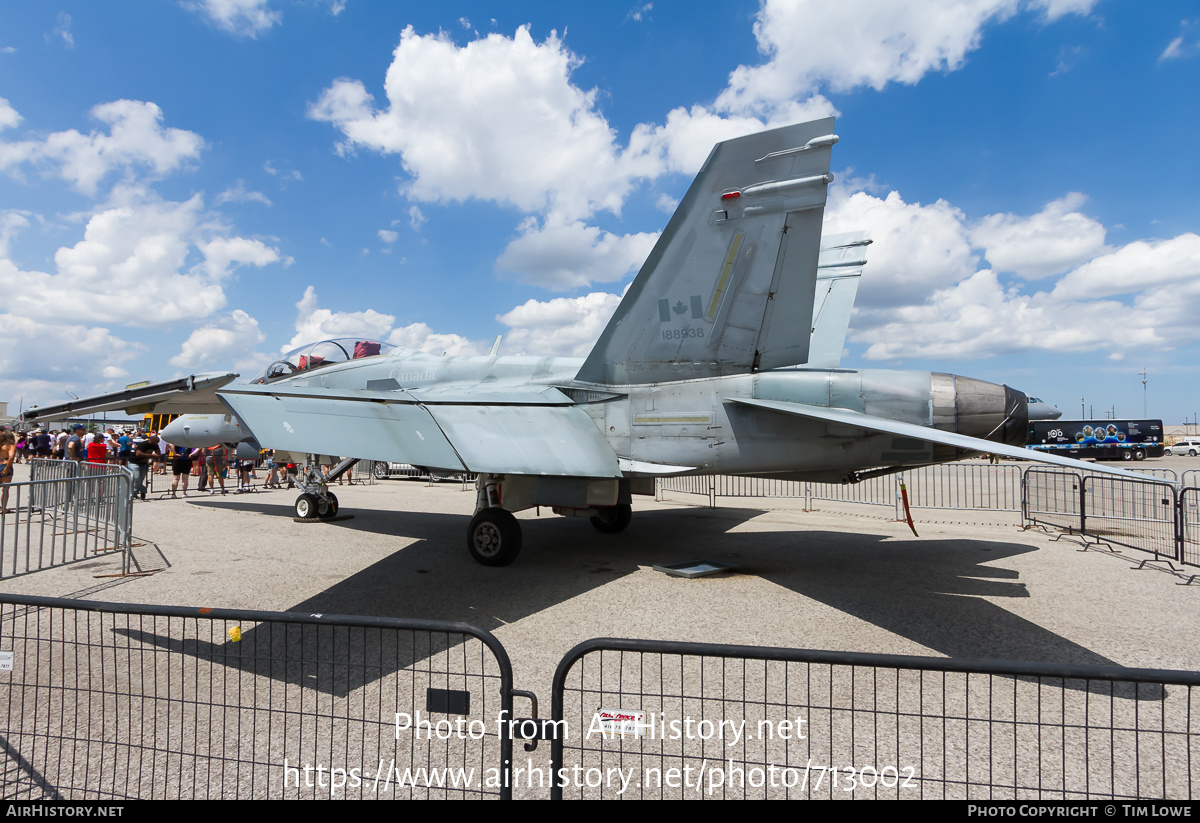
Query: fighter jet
[[21, 229, 870, 452], [205, 118, 1151, 566]]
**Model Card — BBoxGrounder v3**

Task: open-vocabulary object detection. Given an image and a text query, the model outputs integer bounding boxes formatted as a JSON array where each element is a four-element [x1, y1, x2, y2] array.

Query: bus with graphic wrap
[[1027, 419, 1164, 461]]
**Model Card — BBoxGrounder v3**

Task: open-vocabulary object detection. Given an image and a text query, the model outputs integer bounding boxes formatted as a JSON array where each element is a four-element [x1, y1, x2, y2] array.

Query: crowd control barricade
[[898, 463, 1022, 514], [1183, 470, 1200, 489], [659, 462, 1024, 521], [549, 638, 1200, 800], [1022, 469, 1084, 533], [0, 595, 515, 800], [1081, 476, 1179, 564], [1, 464, 132, 578], [1175, 488, 1200, 570]]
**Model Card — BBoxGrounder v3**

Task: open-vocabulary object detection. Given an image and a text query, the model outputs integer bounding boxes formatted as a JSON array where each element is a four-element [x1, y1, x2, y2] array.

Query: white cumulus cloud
[[310, 26, 640, 222], [170, 309, 266, 369], [0, 186, 283, 326], [496, 218, 658, 290], [970, 192, 1108, 279], [185, 0, 281, 38], [287, 286, 395, 350], [0, 99, 204, 195], [497, 292, 624, 357], [386, 323, 488, 356]]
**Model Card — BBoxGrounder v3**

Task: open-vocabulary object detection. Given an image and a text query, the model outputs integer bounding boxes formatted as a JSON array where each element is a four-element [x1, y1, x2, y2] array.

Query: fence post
[[708, 476, 716, 508], [1080, 478, 1087, 535]]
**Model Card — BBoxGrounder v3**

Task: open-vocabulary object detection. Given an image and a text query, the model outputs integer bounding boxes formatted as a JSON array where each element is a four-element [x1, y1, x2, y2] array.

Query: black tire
[[373, 462, 390, 480], [590, 504, 632, 534], [1190, 450, 1197, 457], [1121, 450, 1133, 461], [467, 508, 522, 566], [1134, 449, 1146, 461], [295, 493, 319, 519], [319, 492, 339, 519]]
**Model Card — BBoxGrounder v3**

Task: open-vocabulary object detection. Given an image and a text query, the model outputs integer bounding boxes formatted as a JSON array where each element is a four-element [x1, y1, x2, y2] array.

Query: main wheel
[[467, 508, 522, 566], [295, 493, 319, 519], [319, 492, 339, 519], [373, 462, 390, 480], [590, 504, 632, 534]]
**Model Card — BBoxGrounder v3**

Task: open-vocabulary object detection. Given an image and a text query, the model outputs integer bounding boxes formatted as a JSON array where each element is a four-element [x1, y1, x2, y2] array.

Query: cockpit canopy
[[253, 338, 394, 383]]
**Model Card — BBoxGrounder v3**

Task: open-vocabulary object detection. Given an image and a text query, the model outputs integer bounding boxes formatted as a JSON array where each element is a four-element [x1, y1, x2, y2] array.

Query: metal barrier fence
[[1184, 470, 1200, 489], [0, 595, 514, 800], [549, 638, 1200, 800], [658, 462, 1025, 518], [659, 462, 1179, 522], [1082, 476, 1179, 562], [4, 462, 132, 578], [2, 594, 1197, 800], [1023, 469, 1084, 533], [1181, 488, 1200, 569]]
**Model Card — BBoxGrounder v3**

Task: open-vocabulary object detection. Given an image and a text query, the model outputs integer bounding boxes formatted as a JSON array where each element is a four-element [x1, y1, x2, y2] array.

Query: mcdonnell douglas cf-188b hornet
[[24, 119, 1146, 566]]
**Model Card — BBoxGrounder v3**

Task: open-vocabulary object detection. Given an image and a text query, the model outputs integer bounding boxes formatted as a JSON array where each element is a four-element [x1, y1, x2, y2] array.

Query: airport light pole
[[1139, 368, 1148, 417]]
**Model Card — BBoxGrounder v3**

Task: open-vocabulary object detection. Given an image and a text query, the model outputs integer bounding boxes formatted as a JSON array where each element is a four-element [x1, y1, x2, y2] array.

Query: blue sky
[[2, 1, 1198, 423]]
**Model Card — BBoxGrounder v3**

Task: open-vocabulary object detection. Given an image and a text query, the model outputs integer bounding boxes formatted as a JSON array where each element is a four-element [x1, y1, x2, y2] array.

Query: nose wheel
[[467, 508, 522, 566], [295, 492, 339, 520]]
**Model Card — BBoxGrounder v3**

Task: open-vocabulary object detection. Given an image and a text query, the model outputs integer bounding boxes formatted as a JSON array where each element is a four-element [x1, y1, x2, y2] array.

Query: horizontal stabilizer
[[731, 397, 1168, 483], [22, 372, 239, 423]]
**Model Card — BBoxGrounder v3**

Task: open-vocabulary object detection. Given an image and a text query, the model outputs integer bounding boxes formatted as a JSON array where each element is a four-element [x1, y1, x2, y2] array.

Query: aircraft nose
[[932, 374, 1029, 447], [161, 417, 191, 444]]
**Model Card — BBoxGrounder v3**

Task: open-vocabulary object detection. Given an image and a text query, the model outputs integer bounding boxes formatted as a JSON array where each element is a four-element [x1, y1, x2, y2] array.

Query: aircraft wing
[[21, 372, 239, 424], [218, 383, 622, 478], [731, 397, 1168, 483]]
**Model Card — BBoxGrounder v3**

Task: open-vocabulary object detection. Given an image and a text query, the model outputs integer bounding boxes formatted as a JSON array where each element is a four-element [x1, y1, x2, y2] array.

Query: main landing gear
[[589, 504, 631, 534], [463, 476, 635, 566], [293, 455, 355, 520], [467, 508, 522, 566], [467, 477, 522, 566]]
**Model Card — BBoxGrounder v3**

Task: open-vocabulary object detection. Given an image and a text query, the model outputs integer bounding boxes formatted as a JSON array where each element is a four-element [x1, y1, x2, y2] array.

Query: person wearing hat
[[65, 424, 86, 462]]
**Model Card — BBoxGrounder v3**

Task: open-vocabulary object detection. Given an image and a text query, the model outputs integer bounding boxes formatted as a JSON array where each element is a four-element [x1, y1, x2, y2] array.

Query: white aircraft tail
[[576, 119, 837, 385]]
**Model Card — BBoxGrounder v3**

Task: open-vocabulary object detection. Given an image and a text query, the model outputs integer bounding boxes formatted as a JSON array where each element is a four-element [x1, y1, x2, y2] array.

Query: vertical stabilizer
[[576, 119, 836, 385], [807, 231, 870, 369]]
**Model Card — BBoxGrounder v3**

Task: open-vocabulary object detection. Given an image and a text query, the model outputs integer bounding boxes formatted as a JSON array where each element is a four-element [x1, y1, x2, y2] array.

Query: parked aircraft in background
[[1027, 397, 1064, 421]]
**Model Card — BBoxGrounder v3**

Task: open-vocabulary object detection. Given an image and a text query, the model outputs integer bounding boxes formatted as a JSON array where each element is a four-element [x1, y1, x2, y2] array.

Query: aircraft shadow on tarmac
[[129, 499, 1160, 701]]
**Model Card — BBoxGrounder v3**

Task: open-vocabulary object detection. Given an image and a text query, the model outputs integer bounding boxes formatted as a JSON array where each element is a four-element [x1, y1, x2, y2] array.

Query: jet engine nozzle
[[931, 374, 1029, 448]]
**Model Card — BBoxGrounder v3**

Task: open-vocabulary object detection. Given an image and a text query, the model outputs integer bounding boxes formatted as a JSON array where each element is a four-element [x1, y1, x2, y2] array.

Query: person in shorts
[[170, 445, 194, 497], [206, 445, 228, 495]]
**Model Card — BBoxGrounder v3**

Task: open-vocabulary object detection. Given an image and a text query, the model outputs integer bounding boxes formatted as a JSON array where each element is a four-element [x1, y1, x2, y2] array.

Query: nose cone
[[1027, 399, 1063, 421], [932, 374, 1030, 447], [160, 416, 193, 445], [161, 414, 223, 448]]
